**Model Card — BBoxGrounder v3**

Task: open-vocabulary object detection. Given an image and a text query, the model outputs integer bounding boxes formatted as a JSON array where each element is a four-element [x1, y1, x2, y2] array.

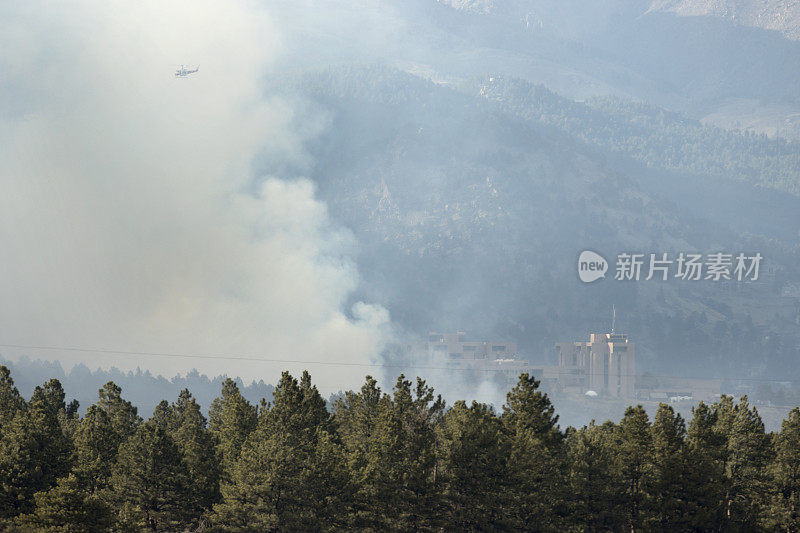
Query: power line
[[0, 343, 797, 384]]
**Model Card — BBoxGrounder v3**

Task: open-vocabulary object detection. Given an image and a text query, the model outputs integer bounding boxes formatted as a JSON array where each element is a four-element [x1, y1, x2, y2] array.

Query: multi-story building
[[419, 331, 518, 360], [555, 332, 635, 399], [407, 332, 528, 380]]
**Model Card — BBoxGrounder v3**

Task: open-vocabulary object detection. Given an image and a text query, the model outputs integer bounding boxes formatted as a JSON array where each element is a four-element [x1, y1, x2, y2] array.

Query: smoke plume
[[0, 0, 391, 393]]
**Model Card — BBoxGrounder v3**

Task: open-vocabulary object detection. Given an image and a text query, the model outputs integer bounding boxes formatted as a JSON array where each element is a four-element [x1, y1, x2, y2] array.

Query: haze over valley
[[2, 0, 800, 417]]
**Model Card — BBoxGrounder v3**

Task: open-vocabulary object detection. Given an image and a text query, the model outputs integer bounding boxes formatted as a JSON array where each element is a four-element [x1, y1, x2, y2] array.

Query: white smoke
[[0, 0, 391, 393]]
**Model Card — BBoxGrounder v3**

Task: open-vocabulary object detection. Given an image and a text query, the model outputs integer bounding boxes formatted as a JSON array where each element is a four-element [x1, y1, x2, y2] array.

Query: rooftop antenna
[[611, 304, 616, 334]]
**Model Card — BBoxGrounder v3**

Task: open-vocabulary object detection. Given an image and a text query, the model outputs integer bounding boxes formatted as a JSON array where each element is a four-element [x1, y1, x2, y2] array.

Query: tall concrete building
[[555, 333, 635, 399]]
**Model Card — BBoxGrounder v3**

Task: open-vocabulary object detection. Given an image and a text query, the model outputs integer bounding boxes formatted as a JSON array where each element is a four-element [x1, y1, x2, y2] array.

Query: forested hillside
[[269, 65, 800, 379], [425, 0, 800, 111], [469, 76, 800, 194], [650, 0, 800, 40], [3, 365, 800, 530]]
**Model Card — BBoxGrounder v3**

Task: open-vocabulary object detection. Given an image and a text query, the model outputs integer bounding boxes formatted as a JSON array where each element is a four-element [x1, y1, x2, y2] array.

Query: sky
[[0, 0, 393, 395]]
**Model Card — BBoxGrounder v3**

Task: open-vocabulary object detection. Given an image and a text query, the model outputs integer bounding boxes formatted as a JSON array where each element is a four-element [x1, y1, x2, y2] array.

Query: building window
[[492, 345, 506, 352]]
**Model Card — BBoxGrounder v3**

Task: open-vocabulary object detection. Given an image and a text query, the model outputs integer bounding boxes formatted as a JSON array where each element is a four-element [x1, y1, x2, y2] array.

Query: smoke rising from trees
[[0, 0, 391, 392]]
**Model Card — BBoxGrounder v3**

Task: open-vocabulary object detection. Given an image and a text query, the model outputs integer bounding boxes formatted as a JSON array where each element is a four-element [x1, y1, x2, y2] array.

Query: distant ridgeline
[[267, 65, 800, 379], [276, 65, 800, 195], [0, 355, 274, 417], [468, 75, 800, 195], [2, 365, 800, 530]]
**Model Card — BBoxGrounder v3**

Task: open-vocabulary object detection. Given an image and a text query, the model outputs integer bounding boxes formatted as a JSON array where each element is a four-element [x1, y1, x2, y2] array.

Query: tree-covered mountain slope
[[650, 0, 800, 40], [268, 65, 800, 378], [465, 76, 800, 195]]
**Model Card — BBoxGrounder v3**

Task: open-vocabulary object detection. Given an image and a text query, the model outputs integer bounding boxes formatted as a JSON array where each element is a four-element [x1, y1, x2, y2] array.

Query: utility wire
[[0, 343, 796, 384]]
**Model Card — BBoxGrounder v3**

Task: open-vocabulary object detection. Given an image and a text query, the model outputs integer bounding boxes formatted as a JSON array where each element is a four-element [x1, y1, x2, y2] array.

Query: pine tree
[[365, 375, 444, 530], [0, 410, 40, 518], [96, 381, 141, 450], [208, 378, 257, 480], [2, 365, 799, 529], [502, 373, 566, 531], [27, 380, 73, 486], [170, 389, 221, 526], [648, 403, 688, 530], [768, 407, 800, 530], [150, 400, 175, 431], [684, 401, 726, 529], [73, 405, 118, 494], [724, 396, 774, 529], [212, 371, 350, 530], [332, 375, 391, 528], [71, 382, 140, 498], [0, 366, 25, 428], [566, 421, 624, 531], [58, 399, 81, 442], [437, 400, 510, 530], [105, 421, 191, 531], [0, 367, 27, 519], [14, 474, 112, 532], [0, 378, 73, 519], [616, 405, 652, 531]]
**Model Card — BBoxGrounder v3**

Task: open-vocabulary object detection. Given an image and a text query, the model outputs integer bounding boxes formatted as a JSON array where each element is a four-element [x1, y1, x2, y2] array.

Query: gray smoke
[[0, 0, 392, 395]]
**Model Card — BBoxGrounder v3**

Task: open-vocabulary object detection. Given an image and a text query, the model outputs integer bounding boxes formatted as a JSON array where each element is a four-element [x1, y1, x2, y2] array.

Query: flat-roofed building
[[406, 332, 526, 380], [555, 332, 635, 399], [418, 332, 518, 362]]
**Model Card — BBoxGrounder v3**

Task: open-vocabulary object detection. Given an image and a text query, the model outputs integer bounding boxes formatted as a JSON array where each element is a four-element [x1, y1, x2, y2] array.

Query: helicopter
[[174, 65, 199, 78]]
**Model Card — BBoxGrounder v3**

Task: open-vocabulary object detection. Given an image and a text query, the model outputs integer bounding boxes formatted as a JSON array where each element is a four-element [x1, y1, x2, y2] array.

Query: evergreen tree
[[14, 474, 112, 532], [502, 373, 566, 531], [648, 403, 688, 530], [73, 405, 117, 494], [437, 400, 510, 530], [96, 381, 141, 450], [684, 401, 726, 529], [71, 382, 140, 498], [331, 374, 445, 529], [332, 375, 391, 528], [0, 409, 40, 518], [0, 378, 72, 519], [770, 407, 800, 531], [566, 421, 624, 531], [376, 375, 444, 530], [27, 380, 73, 485], [208, 378, 257, 480], [616, 405, 652, 532], [0, 366, 25, 428], [0, 365, 799, 529], [105, 421, 191, 531], [58, 399, 81, 442], [724, 396, 774, 530], [0, 367, 27, 519], [170, 389, 221, 525], [212, 371, 350, 530], [150, 400, 175, 431]]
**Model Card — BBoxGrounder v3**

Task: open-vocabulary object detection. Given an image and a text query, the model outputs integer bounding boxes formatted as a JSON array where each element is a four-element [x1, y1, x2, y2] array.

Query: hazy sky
[[0, 0, 392, 394]]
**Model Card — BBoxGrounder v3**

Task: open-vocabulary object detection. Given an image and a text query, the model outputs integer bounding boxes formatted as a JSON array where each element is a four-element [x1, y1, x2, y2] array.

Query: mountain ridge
[[650, 0, 800, 40], [268, 64, 800, 378]]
